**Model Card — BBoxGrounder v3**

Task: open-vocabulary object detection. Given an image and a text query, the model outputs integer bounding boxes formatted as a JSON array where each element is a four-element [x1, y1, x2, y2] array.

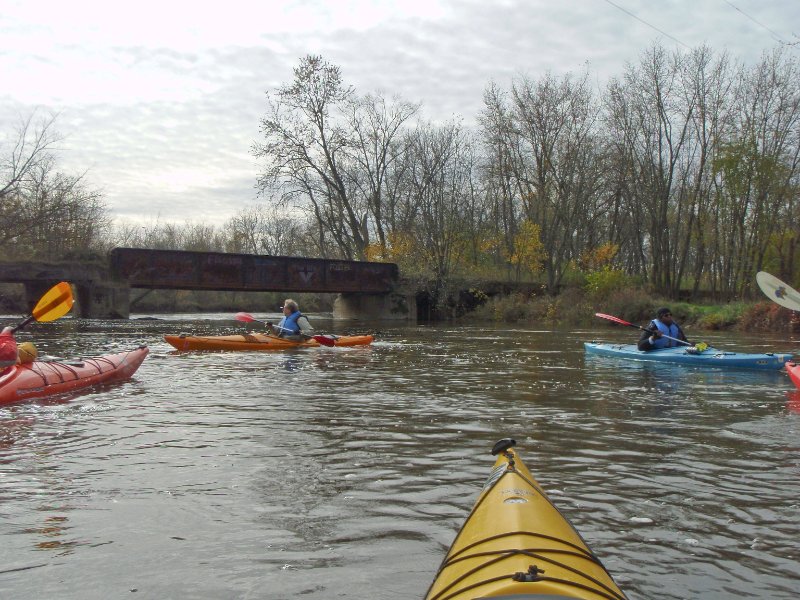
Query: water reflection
[[27, 514, 74, 553], [785, 389, 800, 414], [0, 416, 36, 449]]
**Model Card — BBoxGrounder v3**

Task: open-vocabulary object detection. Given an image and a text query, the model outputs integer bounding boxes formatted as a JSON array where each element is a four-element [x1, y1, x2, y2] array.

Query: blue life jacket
[[650, 319, 680, 348], [277, 310, 302, 336]]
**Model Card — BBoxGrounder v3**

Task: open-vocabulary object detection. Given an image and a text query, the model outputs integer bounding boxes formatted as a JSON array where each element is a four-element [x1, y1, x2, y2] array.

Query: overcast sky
[[2, 0, 798, 228]]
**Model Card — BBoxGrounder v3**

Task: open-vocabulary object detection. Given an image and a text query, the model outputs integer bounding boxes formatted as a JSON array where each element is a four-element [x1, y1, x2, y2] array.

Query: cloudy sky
[[2, 0, 798, 227]]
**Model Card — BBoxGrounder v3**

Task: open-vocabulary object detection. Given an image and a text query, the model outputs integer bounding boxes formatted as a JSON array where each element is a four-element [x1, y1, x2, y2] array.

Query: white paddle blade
[[756, 271, 800, 311]]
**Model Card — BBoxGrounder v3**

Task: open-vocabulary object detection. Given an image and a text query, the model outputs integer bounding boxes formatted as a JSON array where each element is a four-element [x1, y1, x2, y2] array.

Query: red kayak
[[0, 346, 149, 406], [786, 361, 800, 389]]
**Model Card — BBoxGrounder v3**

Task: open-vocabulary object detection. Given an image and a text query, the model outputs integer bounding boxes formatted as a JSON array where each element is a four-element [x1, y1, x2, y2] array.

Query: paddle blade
[[756, 271, 800, 311], [32, 282, 73, 322], [595, 312, 633, 327], [312, 335, 336, 347], [235, 312, 256, 323]]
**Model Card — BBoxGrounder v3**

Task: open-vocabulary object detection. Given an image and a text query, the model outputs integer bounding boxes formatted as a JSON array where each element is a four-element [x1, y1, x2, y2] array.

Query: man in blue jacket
[[637, 307, 690, 351]]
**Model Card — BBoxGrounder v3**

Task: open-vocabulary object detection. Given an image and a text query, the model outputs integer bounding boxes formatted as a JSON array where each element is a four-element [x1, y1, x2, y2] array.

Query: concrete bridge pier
[[24, 280, 130, 319], [74, 281, 131, 319], [333, 292, 416, 321]]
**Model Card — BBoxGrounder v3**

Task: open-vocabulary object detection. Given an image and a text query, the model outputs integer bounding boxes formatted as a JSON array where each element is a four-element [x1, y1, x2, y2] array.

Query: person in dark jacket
[[637, 307, 690, 351]]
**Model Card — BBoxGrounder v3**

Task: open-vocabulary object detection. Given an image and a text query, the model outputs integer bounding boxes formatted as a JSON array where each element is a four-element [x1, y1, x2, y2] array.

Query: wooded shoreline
[[3, 282, 794, 334], [4, 44, 800, 320]]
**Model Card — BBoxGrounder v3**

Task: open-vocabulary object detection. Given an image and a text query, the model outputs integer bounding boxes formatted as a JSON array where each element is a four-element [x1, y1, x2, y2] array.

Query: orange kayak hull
[[164, 333, 373, 352], [786, 361, 800, 388]]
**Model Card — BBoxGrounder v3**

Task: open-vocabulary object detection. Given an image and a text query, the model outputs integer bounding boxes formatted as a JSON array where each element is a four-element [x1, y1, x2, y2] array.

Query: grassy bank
[[463, 286, 799, 333]]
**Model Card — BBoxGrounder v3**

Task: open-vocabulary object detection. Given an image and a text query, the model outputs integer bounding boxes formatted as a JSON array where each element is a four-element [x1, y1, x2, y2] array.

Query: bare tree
[[479, 82, 524, 280], [0, 113, 111, 260], [605, 45, 695, 295], [254, 56, 420, 261], [680, 46, 737, 297], [224, 203, 309, 256], [0, 111, 61, 201], [253, 55, 368, 259], [403, 120, 478, 302], [709, 48, 800, 296], [346, 92, 419, 253], [481, 70, 605, 291]]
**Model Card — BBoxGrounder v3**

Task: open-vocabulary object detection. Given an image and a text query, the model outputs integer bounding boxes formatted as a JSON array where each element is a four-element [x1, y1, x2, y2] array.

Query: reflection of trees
[[786, 389, 800, 414], [27, 514, 77, 553], [0, 416, 79, 554]]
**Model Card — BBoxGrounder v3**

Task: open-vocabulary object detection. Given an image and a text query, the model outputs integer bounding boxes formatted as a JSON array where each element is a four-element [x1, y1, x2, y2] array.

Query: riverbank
[[464, 287, 799, 333], [2, 281, 795, 332]]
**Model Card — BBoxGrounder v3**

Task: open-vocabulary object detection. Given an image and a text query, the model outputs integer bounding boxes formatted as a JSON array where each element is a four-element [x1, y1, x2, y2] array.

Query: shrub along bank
[[464, 287, 799, 333]]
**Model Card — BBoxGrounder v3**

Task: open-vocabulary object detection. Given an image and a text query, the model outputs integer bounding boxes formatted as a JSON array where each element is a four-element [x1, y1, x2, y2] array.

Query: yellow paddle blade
[[32, 282, 74, 322], [696, 342, 708, 352]]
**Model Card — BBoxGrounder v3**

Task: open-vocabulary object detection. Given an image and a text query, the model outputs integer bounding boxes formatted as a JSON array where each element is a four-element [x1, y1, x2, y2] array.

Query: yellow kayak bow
[[425, 439, 627, 600]]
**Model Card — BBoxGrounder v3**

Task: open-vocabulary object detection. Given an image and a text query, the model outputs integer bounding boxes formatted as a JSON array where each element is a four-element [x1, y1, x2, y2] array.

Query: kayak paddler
[[637, 307, 691, 351], [0, 328, 39, 371], [265, 299, 315, 341], [0, 327, 18, 370]]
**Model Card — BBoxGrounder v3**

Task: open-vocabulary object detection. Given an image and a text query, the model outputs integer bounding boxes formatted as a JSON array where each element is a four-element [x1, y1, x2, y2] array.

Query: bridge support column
[[74, 281, 131, 319], [333, 292, 416, 321]]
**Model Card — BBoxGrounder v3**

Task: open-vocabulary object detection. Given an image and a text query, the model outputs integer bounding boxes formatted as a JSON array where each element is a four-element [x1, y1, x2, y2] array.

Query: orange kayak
[[164, 332, 373, 352], [786, 361, 800, 388], [0, 346, 149, 406]]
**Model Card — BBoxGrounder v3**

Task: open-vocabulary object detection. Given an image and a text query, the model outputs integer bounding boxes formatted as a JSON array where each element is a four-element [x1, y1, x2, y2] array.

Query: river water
[[0, 314, 798, 599]]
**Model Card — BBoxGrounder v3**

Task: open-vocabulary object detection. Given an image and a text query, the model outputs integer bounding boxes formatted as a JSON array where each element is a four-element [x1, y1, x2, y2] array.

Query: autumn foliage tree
[[507, 220, 546, 281]]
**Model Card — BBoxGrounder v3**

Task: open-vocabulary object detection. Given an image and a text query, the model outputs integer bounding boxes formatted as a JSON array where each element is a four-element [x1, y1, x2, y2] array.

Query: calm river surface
[[1, 314, 799, 599]]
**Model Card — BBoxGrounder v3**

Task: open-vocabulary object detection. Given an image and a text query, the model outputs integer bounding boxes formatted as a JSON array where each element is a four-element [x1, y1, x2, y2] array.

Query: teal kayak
[[585, 342, 792, 370]]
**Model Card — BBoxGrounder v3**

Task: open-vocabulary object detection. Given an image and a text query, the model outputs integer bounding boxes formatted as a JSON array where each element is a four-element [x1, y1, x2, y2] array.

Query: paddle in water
[[234, 312, 336, 346], [594, 312, 707, 351]]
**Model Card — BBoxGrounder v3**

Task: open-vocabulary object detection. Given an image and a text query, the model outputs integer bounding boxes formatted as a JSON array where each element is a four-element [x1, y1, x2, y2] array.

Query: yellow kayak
[[425, 439, 627, 600]]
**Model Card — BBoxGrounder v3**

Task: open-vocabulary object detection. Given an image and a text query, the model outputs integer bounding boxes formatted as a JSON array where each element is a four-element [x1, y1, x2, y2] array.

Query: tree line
[[3, 43, 799, 308], [0, 113, 109, 262], [254, 46, 800, 304]]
